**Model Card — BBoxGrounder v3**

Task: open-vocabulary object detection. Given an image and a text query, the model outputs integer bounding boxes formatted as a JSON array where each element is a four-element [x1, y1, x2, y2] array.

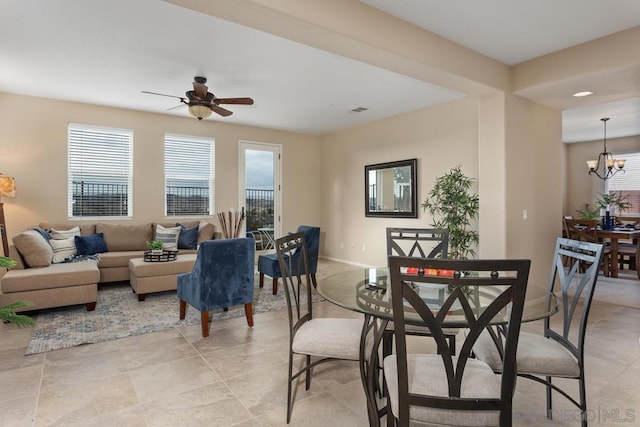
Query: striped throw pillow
[[49, 226, 81, 240], [50, 237, 77, 263], [155, 225, 180, 250]]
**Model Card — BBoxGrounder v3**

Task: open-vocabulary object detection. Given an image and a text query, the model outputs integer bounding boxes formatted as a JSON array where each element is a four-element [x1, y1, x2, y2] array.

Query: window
[[68, 124, 133, 218], [606, 152, 640, 215], [164, 134, 214, 216]]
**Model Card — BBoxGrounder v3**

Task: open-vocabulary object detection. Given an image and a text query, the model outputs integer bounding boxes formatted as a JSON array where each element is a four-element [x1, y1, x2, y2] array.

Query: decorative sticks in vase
[[217, 207, 245, 238]]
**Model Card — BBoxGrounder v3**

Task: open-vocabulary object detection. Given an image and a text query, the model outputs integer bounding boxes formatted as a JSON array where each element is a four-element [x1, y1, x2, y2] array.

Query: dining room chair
[[384, 256, 530, 427], [384, 227, 457, 354], [177, 238, 255, 337], [563, 218, 610, 276], [472, 237, 604, 427], [258, 225, 320, 295], [276, 231, 371, 423], [613, 216, 639, 271]]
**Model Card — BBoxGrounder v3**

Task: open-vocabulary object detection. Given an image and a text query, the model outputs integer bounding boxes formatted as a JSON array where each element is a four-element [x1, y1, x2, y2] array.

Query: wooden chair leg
[[259, 272, 265, 288], [311, 273, 318, 289], [201, 311, 210, 337], [179, 299, 187, 320], [272, 277, 279, 295], [244, 303, 254, 327]]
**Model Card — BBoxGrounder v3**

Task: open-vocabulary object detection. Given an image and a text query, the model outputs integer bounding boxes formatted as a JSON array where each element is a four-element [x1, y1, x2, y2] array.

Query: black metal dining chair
[[276, 232, 371, 423], [384, 256, 530, 427], [385, 227, 456, 355], [473, 238, 604, 427]]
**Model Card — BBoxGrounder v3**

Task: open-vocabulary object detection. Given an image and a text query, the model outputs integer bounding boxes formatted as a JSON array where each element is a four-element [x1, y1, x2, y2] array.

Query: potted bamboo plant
[[421, 165, 480, 260]]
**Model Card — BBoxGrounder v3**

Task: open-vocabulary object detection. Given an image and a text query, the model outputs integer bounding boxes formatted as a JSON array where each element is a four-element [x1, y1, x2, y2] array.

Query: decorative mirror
[[365, 158, 417, 218]]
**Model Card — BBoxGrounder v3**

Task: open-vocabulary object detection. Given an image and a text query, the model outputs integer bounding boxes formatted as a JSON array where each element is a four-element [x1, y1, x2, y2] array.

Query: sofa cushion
[[155, 224, 180, 250], [8, 245, 25, 270], [40, 222, 96, 236], [12, 229, 54, 268], [96, 223, 153, 251], [75, 233, 108, 256], [177, 224, 198, 249], [97, 251, 145, 268], [49, 226, 81, 240], [198, 221, 216, 244], [50, 237, 77, 263], [0, 260, 99, 293]]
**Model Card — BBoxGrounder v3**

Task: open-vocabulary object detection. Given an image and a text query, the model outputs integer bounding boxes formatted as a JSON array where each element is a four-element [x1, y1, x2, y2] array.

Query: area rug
[[26, 277, 320, 355]]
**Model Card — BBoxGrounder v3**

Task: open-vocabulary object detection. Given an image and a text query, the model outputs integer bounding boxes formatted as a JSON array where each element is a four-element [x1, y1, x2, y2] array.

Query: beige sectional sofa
[[0, 220, 219, 312]]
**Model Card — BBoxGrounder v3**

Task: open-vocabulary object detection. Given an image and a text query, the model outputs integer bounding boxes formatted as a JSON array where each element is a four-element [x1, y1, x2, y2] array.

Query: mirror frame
[[365, 158, 418, 218]]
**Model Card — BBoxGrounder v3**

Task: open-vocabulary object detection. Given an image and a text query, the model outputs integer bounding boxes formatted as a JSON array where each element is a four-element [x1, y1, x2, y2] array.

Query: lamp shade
[[0, 174, 16, 197], [188, 104, 213, 120]]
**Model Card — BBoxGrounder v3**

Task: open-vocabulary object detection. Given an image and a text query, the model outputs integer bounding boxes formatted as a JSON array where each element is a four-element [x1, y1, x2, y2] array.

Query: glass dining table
[[317, 267, 558, 426]]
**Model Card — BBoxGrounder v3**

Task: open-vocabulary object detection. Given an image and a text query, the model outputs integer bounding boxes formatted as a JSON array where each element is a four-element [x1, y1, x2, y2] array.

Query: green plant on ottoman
[[146, 239, 164, 254], [0, 256, 36, 327]]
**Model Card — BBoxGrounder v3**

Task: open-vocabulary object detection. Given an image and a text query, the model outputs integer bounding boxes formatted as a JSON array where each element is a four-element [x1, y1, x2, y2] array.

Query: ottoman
[[0, 260, 100, 311], [129, 254, 197, 301]]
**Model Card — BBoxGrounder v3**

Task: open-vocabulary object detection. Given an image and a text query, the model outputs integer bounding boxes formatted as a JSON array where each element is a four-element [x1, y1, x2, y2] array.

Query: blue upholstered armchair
[[258, 225, 320, 294], [177, 238, 255, 337]]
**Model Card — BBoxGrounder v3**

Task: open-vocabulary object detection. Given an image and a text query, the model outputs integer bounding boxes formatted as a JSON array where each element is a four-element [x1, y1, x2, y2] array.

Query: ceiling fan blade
[[193, 81, 208, 100], [210, 104, 233, 117], [215, 97, 254, 105], [141, 90, 184, 101], [167, 103, 186, 111]]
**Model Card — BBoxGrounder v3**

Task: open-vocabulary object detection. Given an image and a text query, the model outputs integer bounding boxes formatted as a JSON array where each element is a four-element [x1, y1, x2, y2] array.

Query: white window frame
[[67, 123, 133, 219], [164, 134, 215, 217]]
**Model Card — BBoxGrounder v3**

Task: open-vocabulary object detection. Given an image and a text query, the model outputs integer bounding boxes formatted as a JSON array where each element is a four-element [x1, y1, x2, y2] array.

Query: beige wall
[[565, 135, 640, 216], [320, 97, 479, 267], [2, 89, 564, 299], [504, 95, 563, 298], [0, 92, 322, 242]]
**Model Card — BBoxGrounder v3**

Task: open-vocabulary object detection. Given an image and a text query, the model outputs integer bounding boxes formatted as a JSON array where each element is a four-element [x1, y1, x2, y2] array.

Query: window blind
[[164, 134, 214, 216], [68, 123, 133, 218], [606, 152, 640, 215]]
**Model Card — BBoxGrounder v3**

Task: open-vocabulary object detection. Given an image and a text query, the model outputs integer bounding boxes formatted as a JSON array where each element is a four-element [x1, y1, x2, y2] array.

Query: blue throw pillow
[[75, 233, 108, 255], [176, 224, 198, 249]]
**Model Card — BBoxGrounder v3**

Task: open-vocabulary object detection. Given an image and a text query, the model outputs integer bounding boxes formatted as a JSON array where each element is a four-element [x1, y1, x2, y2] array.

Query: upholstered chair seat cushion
[[473, 330, 580, 378], [292, 318, 372, 360], [383, 354, 500, 426]]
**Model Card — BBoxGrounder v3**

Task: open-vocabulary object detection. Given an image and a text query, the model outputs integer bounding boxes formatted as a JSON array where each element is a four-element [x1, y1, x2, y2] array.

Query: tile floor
[[0, 259, 638, 426]]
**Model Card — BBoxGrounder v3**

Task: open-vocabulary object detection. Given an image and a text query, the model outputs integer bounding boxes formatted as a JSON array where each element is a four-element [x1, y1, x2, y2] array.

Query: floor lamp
[[0, 174, 16, 257]]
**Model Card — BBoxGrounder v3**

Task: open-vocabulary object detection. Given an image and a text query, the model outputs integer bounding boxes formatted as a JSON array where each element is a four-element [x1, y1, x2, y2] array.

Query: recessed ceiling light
[[573, 91, 594, 97]]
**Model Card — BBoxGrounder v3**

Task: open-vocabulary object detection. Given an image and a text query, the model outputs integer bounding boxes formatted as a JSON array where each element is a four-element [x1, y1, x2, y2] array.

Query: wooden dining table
[[596, 228, 640, 278]]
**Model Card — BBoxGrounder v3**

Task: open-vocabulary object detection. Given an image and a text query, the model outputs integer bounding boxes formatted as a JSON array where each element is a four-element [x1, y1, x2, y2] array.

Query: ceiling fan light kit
[[142, 76, 253, 121], [188, 104, 213, 120]]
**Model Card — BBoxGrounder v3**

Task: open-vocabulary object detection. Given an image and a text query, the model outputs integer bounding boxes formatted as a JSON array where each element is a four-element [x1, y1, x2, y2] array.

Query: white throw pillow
[[49, 226, 81, 240], [50, 237, 77, 263], [155, 224, 180, 250]]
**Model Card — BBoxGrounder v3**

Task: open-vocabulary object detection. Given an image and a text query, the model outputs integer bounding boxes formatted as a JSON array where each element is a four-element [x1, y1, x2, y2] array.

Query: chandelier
[[586, 117, 626, 180]]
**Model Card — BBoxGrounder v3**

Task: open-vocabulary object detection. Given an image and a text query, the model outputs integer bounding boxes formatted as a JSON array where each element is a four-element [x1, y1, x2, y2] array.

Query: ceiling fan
[[142, 76, 254, 120]]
